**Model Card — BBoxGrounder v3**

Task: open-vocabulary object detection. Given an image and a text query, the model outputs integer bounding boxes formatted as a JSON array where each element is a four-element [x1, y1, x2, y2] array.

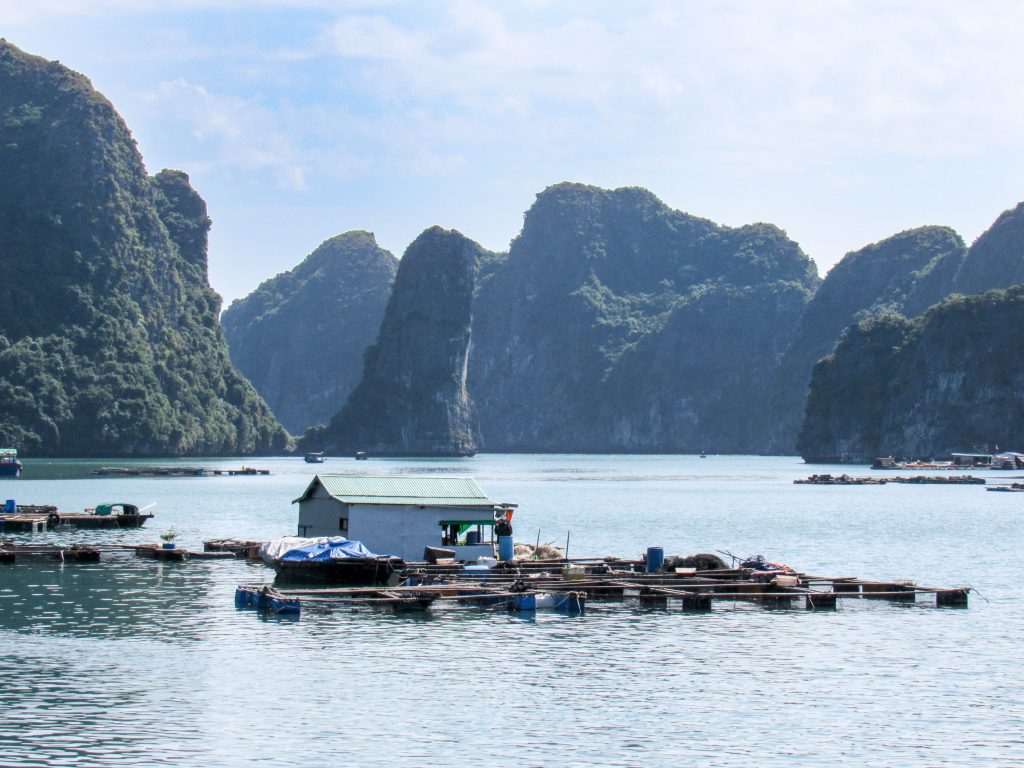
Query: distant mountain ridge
[[11, 36, 1022, 459], [222, 232, 397, 434], [226, 182, 1024, 458], [0, 40, 287, 456]]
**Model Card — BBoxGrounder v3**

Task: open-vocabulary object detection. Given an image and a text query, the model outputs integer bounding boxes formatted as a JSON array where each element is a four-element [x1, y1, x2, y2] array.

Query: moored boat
[[261, 536, 403, 585], [0, 502, 154, 531], [0, 448, 22, 478]]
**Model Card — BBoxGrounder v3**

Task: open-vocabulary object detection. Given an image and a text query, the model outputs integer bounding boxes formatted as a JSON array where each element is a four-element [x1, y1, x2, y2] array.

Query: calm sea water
[[1, 455, 1021, 767]]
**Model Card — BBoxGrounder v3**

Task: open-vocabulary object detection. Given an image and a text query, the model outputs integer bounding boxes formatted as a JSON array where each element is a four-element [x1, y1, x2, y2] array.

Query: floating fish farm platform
[[0, 541, 100, 564], [234, 558, 971, 618], [795, 474, 987, 485], [92, 466, 269, 477]]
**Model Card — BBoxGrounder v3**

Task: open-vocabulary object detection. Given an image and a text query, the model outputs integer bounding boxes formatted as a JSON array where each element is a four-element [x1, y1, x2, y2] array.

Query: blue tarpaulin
[[279, 538, 380, 562]]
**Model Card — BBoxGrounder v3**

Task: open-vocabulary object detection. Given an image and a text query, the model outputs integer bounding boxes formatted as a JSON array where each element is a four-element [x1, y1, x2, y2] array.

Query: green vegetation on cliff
[[0, 41, 288, 456], [798, 287, 1024, 462], [222, 232, 397, 434], [770, 226, 966, 451], [470, 182, 819, 453]]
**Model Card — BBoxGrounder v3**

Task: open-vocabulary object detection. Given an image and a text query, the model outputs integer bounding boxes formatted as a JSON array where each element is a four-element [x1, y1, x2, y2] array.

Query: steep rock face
[[796, 314, 914, 462], [222, 232, 397, 433], [469, 183, 819, 452], [0, 41, 288, 456], [798, 287, 1024, 462], [307, 227, 484, 456], [953, 203, 1024, 295], [770, 226, 966, 452]]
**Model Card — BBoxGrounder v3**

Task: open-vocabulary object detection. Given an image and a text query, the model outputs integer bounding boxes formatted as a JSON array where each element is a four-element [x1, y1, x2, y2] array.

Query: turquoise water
[[1, 455, 1021, 767]]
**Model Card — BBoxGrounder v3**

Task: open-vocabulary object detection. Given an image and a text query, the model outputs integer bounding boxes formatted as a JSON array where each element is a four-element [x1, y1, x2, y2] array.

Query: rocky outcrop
[[798, 287, 1024, 462], [469, 183, 819, 453], [305, 227, 484, 456], [770, 226, 966, 452], [222, 232, 397, 433], [953, 203, 1024, 295], [0, 40, 288, 456]]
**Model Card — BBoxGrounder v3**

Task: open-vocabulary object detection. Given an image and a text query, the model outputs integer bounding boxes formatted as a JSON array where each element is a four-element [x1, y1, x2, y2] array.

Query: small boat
[[0, 448, 22, 478], [304, 452, 326, 464], [0, 502, 154, 531], [354, 451, 368, 461], [261, 537, 403, 585]]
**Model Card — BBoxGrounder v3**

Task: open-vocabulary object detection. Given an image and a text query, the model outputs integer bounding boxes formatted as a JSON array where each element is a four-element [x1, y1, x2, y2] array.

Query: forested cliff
[[222, 232, 396, 434], [8, 37, 1024, 459], [469, 183, 819, 452], [798, 288, 1024, 462], [769, 226, 967, 451], [303, 227, 484, 456], [0, 41, 288, 456]]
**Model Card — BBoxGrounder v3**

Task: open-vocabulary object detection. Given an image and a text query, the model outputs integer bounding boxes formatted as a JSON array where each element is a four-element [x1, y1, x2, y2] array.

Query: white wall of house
[[349, 504, 495, 561], [295, 483, 349, 537]]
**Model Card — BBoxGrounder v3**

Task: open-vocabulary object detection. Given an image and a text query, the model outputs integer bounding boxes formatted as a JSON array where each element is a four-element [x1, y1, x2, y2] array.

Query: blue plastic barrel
[[646, 546, 665, 573], [498, 535, 514, 561], [4, 499, 15, 514], [465, 530, 480, 545]]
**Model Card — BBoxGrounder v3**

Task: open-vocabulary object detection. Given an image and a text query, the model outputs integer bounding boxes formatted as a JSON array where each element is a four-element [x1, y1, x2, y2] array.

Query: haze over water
[[1, 455, 1021, 766]]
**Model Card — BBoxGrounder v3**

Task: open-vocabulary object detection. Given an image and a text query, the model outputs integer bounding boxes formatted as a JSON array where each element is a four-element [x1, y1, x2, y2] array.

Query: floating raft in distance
[[795, 473, 986, 485], [93, 466, 269, 477], [79, 541, 259, 563], [987, 483, 1024, 492], [0, 541, 101, 564]]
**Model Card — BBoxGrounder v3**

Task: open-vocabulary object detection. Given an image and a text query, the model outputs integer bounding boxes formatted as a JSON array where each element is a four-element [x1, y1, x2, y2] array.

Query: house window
[[339, 517, 348, 532]]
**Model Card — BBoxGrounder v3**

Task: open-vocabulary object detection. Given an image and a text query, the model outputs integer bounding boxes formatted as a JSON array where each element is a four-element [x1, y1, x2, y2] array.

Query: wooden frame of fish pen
[[235, 563, 970, 618]]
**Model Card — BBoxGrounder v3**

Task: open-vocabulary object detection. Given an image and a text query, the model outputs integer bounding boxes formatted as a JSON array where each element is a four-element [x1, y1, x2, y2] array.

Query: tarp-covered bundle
[[279, 538, 380, 562]]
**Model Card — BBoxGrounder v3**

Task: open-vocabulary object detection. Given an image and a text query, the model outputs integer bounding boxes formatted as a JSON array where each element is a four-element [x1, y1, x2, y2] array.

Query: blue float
[[646, 546, 665, 573]]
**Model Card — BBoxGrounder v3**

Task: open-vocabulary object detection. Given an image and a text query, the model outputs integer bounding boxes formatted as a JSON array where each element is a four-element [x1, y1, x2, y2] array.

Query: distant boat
[[304, 452, 326, 464], [354, 451, 368, 461], [0, 448, 22, 478]]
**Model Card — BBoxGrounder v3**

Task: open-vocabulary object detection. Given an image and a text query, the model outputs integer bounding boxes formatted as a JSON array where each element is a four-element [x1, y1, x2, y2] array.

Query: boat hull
[[272, 557, 402, 586]]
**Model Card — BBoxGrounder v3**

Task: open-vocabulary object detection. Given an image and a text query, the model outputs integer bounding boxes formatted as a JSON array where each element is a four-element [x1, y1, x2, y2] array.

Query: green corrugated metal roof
[[294, 475, 512, 507]]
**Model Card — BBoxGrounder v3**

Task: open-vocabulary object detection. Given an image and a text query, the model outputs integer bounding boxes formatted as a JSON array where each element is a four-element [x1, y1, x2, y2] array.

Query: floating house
[[292, 475, 516, 562], [950, 452, 994, 467], [991, 452, 1024, 470]]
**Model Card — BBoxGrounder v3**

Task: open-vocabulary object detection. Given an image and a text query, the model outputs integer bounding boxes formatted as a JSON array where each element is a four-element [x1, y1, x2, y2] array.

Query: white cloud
[[6, 0, 1024, 293], [135, 79, 308, 190]]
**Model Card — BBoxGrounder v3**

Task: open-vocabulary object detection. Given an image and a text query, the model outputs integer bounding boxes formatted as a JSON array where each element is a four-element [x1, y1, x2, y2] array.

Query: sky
[[3, 1, 1024, 306]]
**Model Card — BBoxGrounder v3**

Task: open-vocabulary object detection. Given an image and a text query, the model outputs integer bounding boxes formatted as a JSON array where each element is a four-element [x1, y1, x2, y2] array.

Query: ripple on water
[[1, 455, 1023, 766]]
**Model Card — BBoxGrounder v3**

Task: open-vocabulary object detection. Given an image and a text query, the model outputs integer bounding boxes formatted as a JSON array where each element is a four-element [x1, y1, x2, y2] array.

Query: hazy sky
[[4, 1, 1023, 306]]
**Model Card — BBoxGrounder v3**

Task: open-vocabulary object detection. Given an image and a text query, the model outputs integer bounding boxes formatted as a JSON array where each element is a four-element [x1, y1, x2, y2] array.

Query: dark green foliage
[[798, 287, 1024, 462], [469, 182, 819, 452], [307, 227, 483, 456], [222, 232, 397, 433], [0, 41, 288, 456], [770, 226, 966, 451], [796, 313, 914, 462], [953, 203, 1024, 295]]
